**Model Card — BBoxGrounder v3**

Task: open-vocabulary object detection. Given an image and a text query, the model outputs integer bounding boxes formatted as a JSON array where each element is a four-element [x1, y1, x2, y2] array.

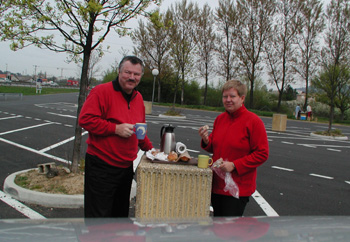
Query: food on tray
[[180, 156, 190, 162], [151, 149, 160, 156], [179, 150, 191, 162], [167, 151, 178, 162]]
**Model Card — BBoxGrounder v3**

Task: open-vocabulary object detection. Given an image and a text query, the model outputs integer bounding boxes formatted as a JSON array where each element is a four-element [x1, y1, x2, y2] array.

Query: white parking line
[[309, 173, 334, 180], [0, 115, 22, 120], [272, 166, 294, 172], [39, 131, 88, 153], [298, 144, 317, 148], [0, 137, 71, 164], [0, 190, 46, 219], [252, 190, 279, 217], [0, 122, 54, 136], [327, 148, 341, 152], [281, 141, 294, 145], [47, 112, 77, 118]]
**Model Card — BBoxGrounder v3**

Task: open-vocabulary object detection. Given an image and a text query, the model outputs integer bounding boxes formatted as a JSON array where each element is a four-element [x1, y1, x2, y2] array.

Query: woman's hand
[[220, 161, 235, 173], [198, 125, 210, 144]]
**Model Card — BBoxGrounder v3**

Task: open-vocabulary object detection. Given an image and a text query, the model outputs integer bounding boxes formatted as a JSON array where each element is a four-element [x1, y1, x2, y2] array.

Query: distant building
[[0, 74, 18, 81], [16, 75, 35, 83]]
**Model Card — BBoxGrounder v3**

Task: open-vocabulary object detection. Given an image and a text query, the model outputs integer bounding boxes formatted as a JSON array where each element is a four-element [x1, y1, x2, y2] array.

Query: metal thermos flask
[[160, 124, 176, 154]]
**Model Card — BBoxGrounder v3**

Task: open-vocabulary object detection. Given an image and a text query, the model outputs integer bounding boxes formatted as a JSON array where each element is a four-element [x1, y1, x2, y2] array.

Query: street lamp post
[[151, 69, 159, 106]]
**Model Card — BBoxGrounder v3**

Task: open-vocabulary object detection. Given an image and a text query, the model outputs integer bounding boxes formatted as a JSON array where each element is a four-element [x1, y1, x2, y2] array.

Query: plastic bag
[[211, 158, 239, 199]]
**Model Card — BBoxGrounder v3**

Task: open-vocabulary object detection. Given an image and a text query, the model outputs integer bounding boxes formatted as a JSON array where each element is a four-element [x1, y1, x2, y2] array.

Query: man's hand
[[115, 123, 134, 138]]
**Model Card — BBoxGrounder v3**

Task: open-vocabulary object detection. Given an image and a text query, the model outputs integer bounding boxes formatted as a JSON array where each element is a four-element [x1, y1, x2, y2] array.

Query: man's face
[[118, 61, 143, 94]]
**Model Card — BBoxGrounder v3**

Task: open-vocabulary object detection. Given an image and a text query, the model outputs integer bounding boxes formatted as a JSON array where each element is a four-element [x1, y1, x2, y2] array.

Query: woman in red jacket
[[198, 80, 269, 216]]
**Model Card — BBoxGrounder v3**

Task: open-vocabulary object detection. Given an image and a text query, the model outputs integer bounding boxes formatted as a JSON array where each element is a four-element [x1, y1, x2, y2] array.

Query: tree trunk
[[204, 63, 208, 105], [71, 22, 94, 173], [304, 80, 309, 110], [173, 73, 180, 109], [71, 53, 89, 173], [277, 89, 283, 113], [180, 69, 185, 105], [249, 81, 254, 109], [328, 104, 334, 133], [249, 67, 255, 109]]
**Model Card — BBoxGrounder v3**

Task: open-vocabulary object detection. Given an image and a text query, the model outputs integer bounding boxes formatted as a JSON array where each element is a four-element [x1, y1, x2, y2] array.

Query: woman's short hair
[[118, 56, 144, 74], [222, 79, 247, 97]]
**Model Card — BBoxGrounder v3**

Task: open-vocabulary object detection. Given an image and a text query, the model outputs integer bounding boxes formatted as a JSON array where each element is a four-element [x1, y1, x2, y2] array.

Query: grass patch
[[49, 185, 68, 194], [314, 129, 344, 137], [30, 185, 43, 190], [164, 107, 183, 116], [14, 175, 29, 188], [0, 86, 78, 95]]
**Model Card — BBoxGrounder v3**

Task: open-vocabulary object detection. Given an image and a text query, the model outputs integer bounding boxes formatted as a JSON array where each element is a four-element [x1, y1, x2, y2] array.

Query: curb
[[3, 150, 143, 209], [310, 132, 349, 141], [3, 169, 138, 209], [159, 114, 186, 119], [3, 169, 84, 209]]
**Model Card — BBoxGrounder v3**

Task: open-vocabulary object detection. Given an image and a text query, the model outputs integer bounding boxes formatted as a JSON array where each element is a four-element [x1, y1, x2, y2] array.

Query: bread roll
[[167, 151, 178, 162]]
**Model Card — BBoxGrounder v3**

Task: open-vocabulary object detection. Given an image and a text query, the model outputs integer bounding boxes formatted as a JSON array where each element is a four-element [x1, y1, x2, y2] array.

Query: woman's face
[[222, 88, 245, 113]]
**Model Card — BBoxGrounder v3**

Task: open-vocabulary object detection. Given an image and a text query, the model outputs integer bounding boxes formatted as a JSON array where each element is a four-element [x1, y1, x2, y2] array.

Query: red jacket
[[79, 80, 153, 168], [201, 105, 269, 197]]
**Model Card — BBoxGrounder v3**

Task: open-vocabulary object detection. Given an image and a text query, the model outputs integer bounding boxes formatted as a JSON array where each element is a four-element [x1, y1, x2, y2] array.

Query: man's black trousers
[[84, 153, 134, 218]]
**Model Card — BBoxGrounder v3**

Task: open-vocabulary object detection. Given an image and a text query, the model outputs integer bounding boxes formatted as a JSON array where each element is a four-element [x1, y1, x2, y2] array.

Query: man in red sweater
[[199, 80, 269, 217], [79, 56, 153, 218]]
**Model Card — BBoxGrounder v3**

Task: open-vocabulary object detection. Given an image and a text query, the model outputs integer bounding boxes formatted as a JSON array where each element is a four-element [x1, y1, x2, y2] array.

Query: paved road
[[0, 93, 349, 219]]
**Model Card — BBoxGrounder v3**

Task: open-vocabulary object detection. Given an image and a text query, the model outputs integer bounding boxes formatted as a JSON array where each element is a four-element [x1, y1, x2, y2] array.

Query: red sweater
[[202, 105, 269, 197], [79, 80, 153, 168]]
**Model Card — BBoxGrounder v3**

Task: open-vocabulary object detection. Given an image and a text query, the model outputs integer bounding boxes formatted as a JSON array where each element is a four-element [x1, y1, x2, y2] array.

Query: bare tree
[[264, 0, 303, 112], [319, 0, 350, 131], [215, 0, 238, 82], [193, 4, 217, 105], [131, 10, 173, 103], [0, 0, 159, 172], [235, 0, 275, 109], [168, 0, 197, 105], [293, 0, 325, 110]]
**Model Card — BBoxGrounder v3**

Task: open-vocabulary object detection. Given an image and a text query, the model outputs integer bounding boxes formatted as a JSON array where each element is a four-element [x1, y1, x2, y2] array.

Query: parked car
[[0, 216, 350, 241], [50, 82, 59, 87]]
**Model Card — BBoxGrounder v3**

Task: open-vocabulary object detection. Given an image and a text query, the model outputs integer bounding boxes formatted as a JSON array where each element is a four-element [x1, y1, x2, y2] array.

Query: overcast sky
[[0, 0, 218, 80], [1, 0, 330, 86]]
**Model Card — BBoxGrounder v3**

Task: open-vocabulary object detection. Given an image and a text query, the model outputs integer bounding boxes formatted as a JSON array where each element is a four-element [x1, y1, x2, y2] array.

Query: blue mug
[[134, 123, 147, 140]]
